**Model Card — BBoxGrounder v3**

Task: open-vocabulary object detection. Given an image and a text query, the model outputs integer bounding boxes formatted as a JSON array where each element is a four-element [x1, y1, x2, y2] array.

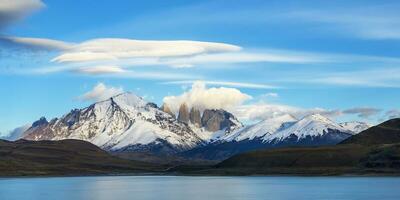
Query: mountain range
[[198, 118, 400, 175], [1, 118, 398, 176], [16, 92, 371, 160]]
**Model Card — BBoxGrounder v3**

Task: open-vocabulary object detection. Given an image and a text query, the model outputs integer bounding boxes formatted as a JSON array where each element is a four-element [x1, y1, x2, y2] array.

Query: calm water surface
[[0, 176, 399, 200]]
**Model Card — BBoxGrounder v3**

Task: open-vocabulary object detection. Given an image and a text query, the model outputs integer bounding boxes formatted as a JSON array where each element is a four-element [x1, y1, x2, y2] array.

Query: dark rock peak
[[49, 118, 58, 124], [178, 103, 189, 124], [146, 102, 158, 109], [189, 107, 201, 127], [32, 117, 48, 127], [201, 109, 237, 132], [62, 109, 82, 127], [70, 108, 80, 113]]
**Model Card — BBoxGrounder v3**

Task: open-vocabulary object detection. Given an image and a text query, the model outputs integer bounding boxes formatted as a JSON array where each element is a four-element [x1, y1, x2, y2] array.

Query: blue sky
[[1, 0, 400, 133]]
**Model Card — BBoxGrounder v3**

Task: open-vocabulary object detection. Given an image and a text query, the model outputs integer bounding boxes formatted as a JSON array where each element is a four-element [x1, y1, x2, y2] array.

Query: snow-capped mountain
[[23, 93, 203, 154], [20, 92, 367, 160], [222, 114, 297, 142], [22, 92, 242, 155], [262, 114, 352, 146], [339, 121, 371, 134], [183, 114, 353, 160]]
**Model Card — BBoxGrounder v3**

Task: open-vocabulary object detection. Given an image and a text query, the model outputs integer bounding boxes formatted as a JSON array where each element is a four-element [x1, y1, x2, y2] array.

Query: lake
[[0, 176, 399, 200]]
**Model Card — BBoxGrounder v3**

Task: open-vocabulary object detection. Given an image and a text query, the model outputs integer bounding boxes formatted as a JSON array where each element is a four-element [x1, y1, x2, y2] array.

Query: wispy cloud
[[3, 35, 343, 74], [343, 107, 382, 118], [161, 50, 329, 67], [72, 65, 125, 75], [261, 92, 279, 98], [104, 1, 400, 40], [300, 67, 400, 88], [162, 80, 278, 89], [283, 4, 400, 40], [233, 102, 381, 122], [385, 109, 400, 120], [1, 36, 72, 50], [0, 123, 31, 141]]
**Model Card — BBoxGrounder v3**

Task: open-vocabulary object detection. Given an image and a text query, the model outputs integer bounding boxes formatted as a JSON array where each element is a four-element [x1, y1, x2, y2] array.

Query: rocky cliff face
[[189, 107, 201, 127], [201, 109, 241, 132], [177, 103, 190, 124]]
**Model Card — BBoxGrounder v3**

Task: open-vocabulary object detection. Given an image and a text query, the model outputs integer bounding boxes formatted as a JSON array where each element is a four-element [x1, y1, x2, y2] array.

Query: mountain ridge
[[17, 92, 371, 160], [21, 92, 242, 155], [183, 114, 354, 160]]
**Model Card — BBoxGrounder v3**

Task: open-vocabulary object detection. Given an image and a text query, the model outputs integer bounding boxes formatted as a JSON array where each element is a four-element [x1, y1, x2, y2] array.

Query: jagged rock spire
[[32, 117, 48, 127], [177, 103, 189, 124], [189, 107, 201, 127]]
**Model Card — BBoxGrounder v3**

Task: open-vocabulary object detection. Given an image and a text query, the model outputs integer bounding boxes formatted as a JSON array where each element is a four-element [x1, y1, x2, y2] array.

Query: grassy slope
[[0, 139, 163, 176]]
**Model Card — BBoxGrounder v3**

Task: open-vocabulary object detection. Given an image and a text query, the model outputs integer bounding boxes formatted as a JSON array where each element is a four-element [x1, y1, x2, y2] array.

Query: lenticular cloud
[[51, 38, 241, 63]]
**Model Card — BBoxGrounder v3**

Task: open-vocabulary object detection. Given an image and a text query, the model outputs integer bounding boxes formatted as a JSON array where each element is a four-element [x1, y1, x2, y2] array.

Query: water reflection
[[0, 176, 399, 200]]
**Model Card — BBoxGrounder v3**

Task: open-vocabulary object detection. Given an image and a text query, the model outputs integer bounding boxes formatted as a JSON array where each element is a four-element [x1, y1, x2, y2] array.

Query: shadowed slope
[[0, 139, 162, 176], [340, 118, 400, 145]]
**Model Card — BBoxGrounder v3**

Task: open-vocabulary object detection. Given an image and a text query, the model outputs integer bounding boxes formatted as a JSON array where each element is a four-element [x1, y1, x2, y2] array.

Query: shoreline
[[2, 171, 400, 179]]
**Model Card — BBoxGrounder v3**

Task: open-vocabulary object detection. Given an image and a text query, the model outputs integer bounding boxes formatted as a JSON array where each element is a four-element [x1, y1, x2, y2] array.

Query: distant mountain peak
[[340, 118, 400, 145], [31, 117, 48, 128], [263, 113, 350, 142], [339, 121, 372, 134], [221, 114, 297, 142]]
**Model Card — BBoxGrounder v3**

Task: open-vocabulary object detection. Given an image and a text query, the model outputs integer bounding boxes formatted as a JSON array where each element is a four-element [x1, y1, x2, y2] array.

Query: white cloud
[[232, 101, 379, 122], [233, 103, 302, 121], [0, 123, 31, 141], [162, 80, 278, 89], [163, 81, 252, 113], [1, 36, 73, 50], [386, 109, 400, 120], [79, 83, 124, 102], [30, 65, 200, 80], [261, 92, 279, 98], [278, 67, 400, 88], [162, 51, 328, 66], [232, 103, 341, 122], [52, 51, 118, 63], [286, 6, 400, 40], [343, 107, 382, 118], [52, 38, 241, 63], [0, 0, 44, 28], [19, 37, 338, 76], [73, 65, 125, 75]]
